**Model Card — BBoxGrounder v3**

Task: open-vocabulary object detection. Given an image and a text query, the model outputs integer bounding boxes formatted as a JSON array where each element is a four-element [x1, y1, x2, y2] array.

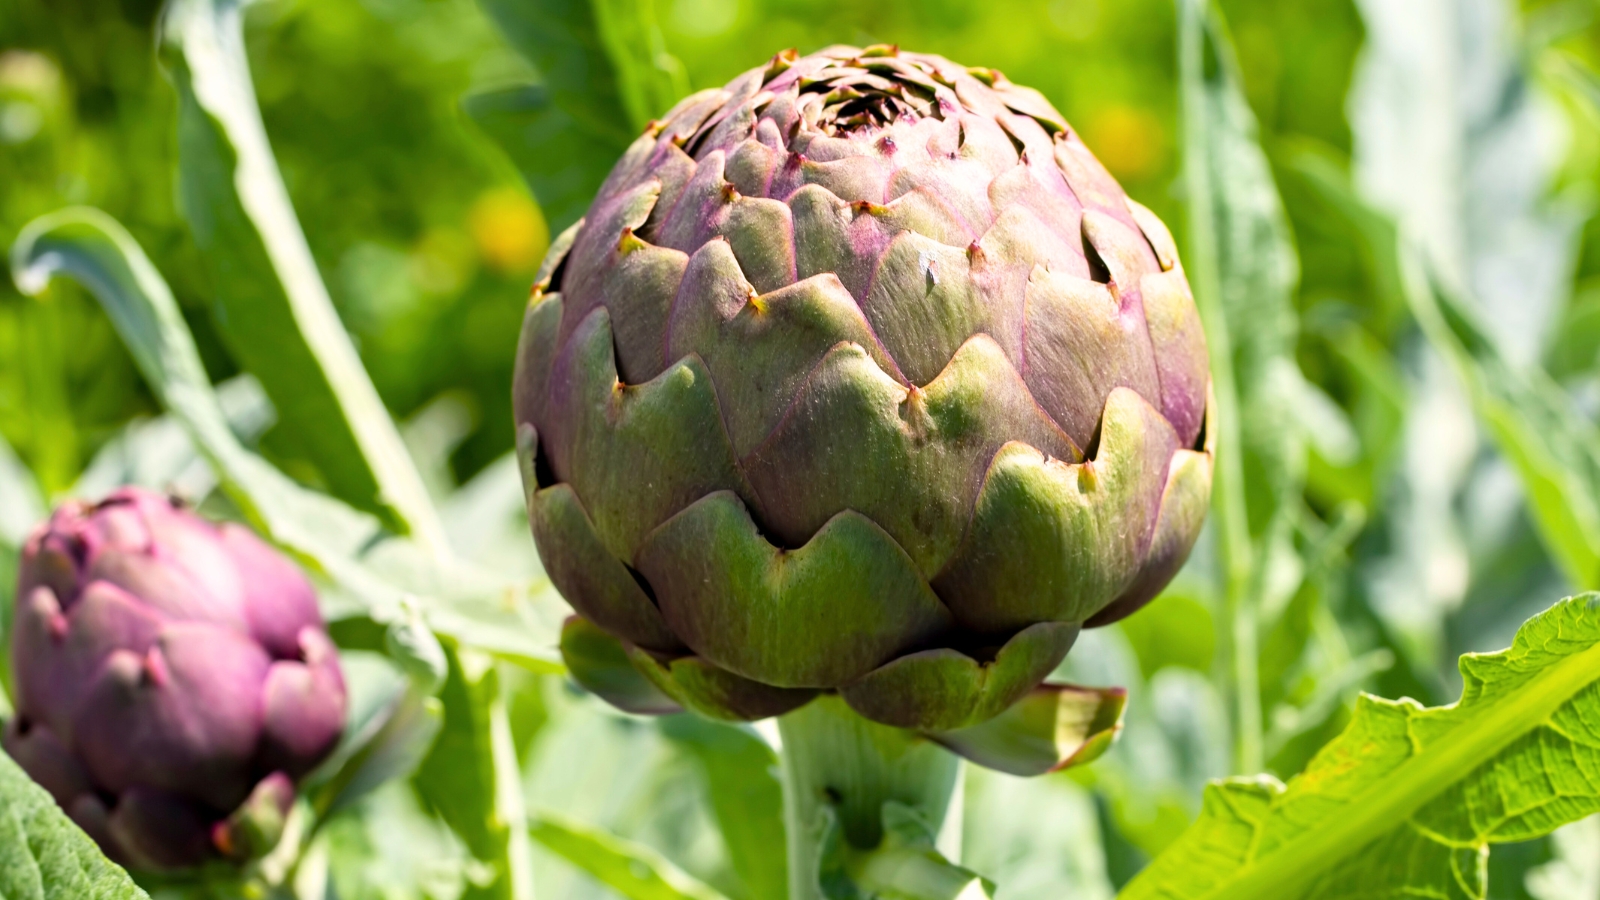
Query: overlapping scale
[[634, 491, 953, 688], [540, 304, 751, 561], [741, 335, 1079, 579], [932, 387, 1182, 633]]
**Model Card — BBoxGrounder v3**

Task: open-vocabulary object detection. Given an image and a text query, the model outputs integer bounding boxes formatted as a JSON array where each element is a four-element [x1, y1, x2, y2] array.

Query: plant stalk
[[777, 696, 962, 900], [1177, 0, 1263, 775]]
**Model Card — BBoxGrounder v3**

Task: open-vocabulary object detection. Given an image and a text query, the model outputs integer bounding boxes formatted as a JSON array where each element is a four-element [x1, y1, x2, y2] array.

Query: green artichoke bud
[[514, 45, 1213, 734]]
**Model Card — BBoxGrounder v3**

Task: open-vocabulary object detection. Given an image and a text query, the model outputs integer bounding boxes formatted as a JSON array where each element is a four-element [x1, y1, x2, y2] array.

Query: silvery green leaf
[[314, 686, 445, 820], [9, 208, 564, 670], [660, 716, 788, 900], [1061, 627, 1228, 860], [1408, 259, 1600, 592], [1344, 0, 1592, 671], [401, 392, 476, 506], [1293, 156, 1600, 594], [1350, 0, 1589, 364], [10, 208, 389, 566], [158, 0, 445, 547], [385, 600, 450, 694], [310, 779, 475, 900], [441, 452, 543, 579]]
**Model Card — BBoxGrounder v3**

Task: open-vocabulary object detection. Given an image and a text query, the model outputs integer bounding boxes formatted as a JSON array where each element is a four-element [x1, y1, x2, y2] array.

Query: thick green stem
[[778, 696, 962, 900]]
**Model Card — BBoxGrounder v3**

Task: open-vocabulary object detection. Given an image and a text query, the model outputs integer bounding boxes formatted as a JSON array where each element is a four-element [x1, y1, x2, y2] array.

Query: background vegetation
[[3, 0, 1600, 897]]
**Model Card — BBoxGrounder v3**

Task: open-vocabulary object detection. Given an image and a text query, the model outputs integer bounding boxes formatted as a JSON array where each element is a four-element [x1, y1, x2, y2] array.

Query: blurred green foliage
[[2, 0, 547, 495], [5, 0, 1600, 897]]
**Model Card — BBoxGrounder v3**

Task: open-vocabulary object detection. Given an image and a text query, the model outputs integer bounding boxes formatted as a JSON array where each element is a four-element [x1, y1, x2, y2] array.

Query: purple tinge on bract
[[4, 486, 346, 870], [515, 45, 1215, 736]]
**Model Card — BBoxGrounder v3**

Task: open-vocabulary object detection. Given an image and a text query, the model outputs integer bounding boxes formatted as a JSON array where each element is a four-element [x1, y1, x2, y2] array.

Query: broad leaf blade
[[0, 747, 149, 900], [308, 651, 444, 818], [1121, 593, 1600, 900], [160, 0, 444, 549], [70, 376, 274, 503], [528, 809, 731, 900]]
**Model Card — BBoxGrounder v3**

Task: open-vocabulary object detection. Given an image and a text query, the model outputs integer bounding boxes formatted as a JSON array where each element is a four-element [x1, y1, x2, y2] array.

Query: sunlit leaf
[[317, 688, 444, 821], [309, 779, 475, 900], [1348, 0, 1590, 365], [440, 452, 545, 581], [0, 747, 149, 900], [1121, 593, 1600, 900], [159, 0, 444, 547], [1526, 814, 1600, 900], [1337, 0, 1593, 686], [1059, 624, 1227, 862], [11, 208, 383, 556], [522, 689, 737, 897], [1406, 265, 1600, 592]]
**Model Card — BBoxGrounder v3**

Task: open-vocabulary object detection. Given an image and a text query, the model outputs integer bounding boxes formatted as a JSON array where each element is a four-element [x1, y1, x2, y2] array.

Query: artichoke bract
[[515, 45, 1213, 733], [3, 487, 345, 870]]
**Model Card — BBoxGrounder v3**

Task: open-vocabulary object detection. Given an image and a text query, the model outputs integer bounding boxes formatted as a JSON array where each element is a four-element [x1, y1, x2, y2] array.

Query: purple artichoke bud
[[4, 487, 346, 870], [514, 46, 1214, 735]]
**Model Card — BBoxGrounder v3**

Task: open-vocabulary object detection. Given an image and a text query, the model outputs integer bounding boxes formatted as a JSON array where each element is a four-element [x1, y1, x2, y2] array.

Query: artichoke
[[3, 487, 346, 869], [515, 45, 1213, 733]]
